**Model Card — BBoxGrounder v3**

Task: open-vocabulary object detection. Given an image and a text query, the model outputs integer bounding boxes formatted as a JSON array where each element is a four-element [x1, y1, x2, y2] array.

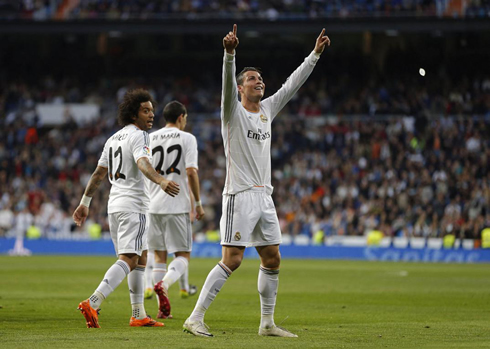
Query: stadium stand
[[1, 73, 489, 242], [5, 0, 478, 20], [1, 1, 490, 249]]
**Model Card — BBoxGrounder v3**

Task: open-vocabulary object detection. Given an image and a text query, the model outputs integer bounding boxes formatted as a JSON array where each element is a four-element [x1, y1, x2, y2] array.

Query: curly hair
[[117, 89, 156, 126]]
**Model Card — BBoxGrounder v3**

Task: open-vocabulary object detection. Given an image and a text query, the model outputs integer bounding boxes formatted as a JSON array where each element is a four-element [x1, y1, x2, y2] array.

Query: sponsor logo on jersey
[[234, 232, 241, 241], [247, 129, 271, 141], [259, 114, 268, 123], [143, 146, 151, 156]]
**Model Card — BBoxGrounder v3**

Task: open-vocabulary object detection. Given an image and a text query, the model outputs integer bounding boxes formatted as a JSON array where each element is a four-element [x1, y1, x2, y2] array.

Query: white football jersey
[[147, 127, 199, 214], [221, 50, 320, 195], [98, 124, 152, 214]]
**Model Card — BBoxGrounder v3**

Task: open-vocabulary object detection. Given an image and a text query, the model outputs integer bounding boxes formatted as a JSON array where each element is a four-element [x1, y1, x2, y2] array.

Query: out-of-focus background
[[1, 0, 490, 260]]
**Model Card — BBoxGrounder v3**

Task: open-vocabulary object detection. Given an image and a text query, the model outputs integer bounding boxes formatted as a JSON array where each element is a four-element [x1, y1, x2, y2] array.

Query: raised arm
[[137, 157, 180, 197], [221, 24, 240, 123], [267, 28, 331, 120], [72, 166, 108, 226]]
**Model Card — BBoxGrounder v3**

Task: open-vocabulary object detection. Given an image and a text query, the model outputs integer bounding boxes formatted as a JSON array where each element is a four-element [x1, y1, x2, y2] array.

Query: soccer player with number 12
[[73, 89, 179, 328]]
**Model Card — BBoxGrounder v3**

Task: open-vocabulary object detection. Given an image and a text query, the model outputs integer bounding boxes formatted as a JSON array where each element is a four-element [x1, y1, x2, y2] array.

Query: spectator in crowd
[[12, 0, 486, 20], [1, 68, 489, 246]]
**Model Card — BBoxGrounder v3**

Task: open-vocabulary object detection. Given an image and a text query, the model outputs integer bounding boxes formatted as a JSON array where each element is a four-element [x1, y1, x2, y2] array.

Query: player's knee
[[228, 259, 242, 271], [262, 253, 281, 269], [138, 257, 147, 267], [119, 254, 139, 270], [266, 259, 280, 269], [125, 259, 138, 270], [231, 259, 243, 271], [222, 255, 243, 271], [175, 251, 190, 260]]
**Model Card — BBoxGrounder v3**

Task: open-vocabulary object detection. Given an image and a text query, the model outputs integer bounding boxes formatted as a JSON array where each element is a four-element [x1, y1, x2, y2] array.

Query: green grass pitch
[[1, 255, 489, 348]]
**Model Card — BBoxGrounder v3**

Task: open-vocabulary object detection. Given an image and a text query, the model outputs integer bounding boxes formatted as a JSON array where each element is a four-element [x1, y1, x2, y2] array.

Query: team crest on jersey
[[259, 114, 268, 123], [234, 232, 241, 241], [143, 146, 151, 156]]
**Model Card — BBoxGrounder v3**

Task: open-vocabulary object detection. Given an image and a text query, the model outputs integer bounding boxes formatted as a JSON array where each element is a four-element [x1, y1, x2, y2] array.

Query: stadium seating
[[1, 74, 489, 242], [6, 0, 485, 21], [1, 1, 489, 246]]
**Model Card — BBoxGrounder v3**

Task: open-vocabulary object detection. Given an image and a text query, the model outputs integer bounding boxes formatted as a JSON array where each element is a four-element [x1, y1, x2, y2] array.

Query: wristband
[[80, 195, 92, 207], [195, 200, 202, 207]]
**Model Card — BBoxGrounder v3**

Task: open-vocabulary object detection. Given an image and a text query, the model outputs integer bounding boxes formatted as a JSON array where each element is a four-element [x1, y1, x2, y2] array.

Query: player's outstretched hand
[[223, 23, 239, 54], [160, 179, 180, 197], [314, 28, 331, 54], [73, 205, 89, 227]]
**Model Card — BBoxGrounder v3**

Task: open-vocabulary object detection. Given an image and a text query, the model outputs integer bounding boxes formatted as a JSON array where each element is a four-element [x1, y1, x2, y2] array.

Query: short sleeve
[[131, 130, 152, 163], [185, 134, 198, 170], [97, 139, 109, 168]]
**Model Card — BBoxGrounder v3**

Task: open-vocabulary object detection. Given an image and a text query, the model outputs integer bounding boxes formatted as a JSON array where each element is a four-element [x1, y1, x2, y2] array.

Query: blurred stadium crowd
[[2, 0, 489, 20], [1, 72, 489, 242], [1, 0, 490, 245]]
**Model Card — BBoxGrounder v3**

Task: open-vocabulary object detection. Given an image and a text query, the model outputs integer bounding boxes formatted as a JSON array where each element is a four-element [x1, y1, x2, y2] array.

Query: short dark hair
[[236, 67, 262, 86], [117, 89, 156, 126], [163, 100, 187, 124]]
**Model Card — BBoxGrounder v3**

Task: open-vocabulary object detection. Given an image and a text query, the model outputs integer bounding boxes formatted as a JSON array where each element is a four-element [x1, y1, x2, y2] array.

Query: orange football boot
[[130, 315, 164, 327], [77, 299, 100, 328]]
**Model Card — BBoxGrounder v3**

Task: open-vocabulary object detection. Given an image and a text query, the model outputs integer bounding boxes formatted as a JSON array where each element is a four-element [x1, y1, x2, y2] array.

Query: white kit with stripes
[[108, 212, 148, 255], [219, 50, 320, 246], [98, 124, 152, 255], [146, 126, 198, 253]]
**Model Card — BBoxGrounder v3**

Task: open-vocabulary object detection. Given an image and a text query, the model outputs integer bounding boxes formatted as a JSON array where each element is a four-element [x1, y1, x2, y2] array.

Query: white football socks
[[128, 266, 146, 319], [258, 266, 279, 329], [179, 268, 189, 292], [144, 250, 155, 289], [189, 262, 232, 322], [91, 259, 130, 309], [163, 256, 188, 290], [152, 263, 167, 286]]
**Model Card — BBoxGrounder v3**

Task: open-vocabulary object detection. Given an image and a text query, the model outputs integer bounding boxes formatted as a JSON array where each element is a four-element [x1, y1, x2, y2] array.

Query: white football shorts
[[220, 187, 282, 247], [148, 213, 192, 254], [108, 212, 148, 256]]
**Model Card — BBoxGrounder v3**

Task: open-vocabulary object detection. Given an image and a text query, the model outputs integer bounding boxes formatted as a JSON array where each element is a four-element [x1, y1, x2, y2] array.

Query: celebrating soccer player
[[183, 24, 330, 337]]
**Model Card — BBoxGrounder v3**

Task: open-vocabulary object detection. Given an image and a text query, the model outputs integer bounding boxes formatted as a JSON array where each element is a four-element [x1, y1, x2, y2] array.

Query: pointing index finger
[[233, 24, 237, 37], [318, 28, 325, 39]]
